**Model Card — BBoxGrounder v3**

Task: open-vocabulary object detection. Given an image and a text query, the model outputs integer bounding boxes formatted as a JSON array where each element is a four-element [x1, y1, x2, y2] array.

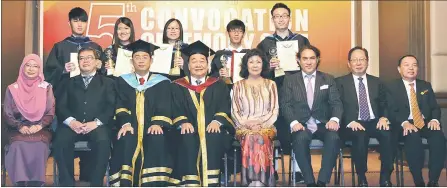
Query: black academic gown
[[44, 36, 104, 99], [108, 73, 173, 187], [169, 76, 235, 187]]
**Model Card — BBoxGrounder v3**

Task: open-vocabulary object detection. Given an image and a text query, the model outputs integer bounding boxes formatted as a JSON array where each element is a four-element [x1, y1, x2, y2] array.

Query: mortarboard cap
[[126, 39, 159, 56], [181, 40, 215, 58]]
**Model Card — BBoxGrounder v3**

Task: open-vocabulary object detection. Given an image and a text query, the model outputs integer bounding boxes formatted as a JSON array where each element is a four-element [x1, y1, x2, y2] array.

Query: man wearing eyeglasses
[[256, 3, 310, 183], [53, 47, 116, 186], [335, 47, 393, 186], [210, 19, 250, 88]]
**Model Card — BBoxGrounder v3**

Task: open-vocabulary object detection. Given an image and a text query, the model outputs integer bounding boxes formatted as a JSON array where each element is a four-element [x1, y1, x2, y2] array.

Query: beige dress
[[231, 78, 279, 186]]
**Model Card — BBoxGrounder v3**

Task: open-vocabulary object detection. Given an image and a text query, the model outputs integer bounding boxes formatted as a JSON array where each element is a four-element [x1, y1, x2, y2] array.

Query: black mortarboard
[[181, 40, 215, 58], [126, 39, 159, 56]]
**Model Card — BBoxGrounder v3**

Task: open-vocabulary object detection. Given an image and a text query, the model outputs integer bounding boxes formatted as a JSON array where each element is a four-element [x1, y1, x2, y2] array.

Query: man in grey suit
[[280, 45, 343, 186]]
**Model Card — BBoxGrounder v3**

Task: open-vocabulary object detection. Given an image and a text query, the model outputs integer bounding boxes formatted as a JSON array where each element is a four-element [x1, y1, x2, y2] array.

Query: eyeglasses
[[79, 56, 95, 61], [229, 29, 244, 34], [349, 58, 368, 63], [167, 27, 180, 31], [133, 56, 150, 61], [273, 14, 290, 20]]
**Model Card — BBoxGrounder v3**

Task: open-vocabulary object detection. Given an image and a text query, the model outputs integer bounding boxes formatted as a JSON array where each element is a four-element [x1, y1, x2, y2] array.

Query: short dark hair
[[69, 7, 88, 22], [271, 3, 291, 16], [162, 18, 184, 43], [239, 49, 270, 79], [348, 46, 369, 61], [113, 17, 135, 52], [398, 54, 418, 67], [78, 47, 100, 59], [297, 45, 321, 59], [226, 19, 246, 33]]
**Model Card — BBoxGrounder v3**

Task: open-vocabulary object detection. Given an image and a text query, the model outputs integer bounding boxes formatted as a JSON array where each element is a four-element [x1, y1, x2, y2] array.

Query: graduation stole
[[121, 73, 170, 185], [65, 36, 93, 50], [268, 31, 299, 41], [173, 76, 218, 186]]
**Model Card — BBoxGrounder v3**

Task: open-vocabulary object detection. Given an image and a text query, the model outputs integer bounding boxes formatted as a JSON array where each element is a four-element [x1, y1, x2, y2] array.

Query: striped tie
[[83, 75, 93, 89], [409, 83, 424, 129]]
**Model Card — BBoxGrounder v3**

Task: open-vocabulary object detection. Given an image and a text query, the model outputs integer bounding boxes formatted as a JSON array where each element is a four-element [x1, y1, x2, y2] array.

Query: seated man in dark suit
[[280, 45, 343, 186], [53, 47, 116, 186], [336, 47, 393, 186], [387, 55, 444, 187]]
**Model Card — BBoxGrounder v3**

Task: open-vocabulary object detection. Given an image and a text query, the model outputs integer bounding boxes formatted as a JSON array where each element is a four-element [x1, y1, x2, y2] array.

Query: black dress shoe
[[295, 172, 304, 184], [427, 181, 439, 187], [307, 183, 317, 187], [274, 171, 279, 181], [316, 181, 326, 187], [358, 179, 368, 187], [380, 180, 392, 187]]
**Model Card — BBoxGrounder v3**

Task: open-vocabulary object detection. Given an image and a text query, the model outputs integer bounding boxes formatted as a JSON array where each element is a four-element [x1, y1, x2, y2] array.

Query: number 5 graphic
[[86, 2, 126, 40]]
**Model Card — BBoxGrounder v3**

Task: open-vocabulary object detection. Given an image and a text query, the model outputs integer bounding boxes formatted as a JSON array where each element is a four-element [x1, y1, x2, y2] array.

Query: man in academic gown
[[256, 3, 310, 182], [169, 41, 235, 187], [52, 47, 115, 186], [210, 19, 249, 89], [43, 7, 103, 181], [108, 40, 173, 187]]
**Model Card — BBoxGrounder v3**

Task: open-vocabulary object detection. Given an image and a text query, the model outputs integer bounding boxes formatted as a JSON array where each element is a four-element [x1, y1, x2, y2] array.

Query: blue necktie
[[358, 77, 370, 120]]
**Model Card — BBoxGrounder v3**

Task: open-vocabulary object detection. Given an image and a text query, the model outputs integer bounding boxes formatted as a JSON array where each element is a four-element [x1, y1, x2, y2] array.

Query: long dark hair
[[240, 49, 270, 79], [162, 18, 184, 44], [112, 17, 135, 52]]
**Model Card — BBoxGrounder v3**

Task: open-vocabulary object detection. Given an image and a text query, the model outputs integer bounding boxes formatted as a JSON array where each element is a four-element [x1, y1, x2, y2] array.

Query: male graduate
[[108, 40, 173, 187], [170, 41, 235, 186], [210, 19, 250, 87], [256, 3, 310, 181]]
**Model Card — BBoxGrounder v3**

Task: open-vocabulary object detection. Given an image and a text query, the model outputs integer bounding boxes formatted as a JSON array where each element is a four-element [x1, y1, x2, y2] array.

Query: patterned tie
[[409, 83, 424, 129], [82, 75, 93, 89], [196, 79, 202, 86], [305, 75, 317, 133], [139, 77, 145, 85], [358, 77, 370, 120]]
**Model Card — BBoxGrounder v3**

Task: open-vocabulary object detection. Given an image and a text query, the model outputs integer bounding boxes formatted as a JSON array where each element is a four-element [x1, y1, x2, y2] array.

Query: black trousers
[[340, 119, 393, 183], [291, 124, 340, 184], [52, 126, 111, 186], [400, 120, 446, 184]]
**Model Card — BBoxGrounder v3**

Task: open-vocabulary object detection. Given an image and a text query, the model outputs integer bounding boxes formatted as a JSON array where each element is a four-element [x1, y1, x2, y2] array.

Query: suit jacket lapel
[[296, 72, 308, 106], [348, 75, 359, 111], [398, 80, 410, 108], [74, 76, 85, 90], [416, 79, 424, 107], [312, 72, 322, 108], [366, 74, 377, 108]]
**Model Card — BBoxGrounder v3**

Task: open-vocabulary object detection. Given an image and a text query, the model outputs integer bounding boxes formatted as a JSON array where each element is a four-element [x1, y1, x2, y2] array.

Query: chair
[[342, 138, 382, 186], [289, 139, 345, 186], [53, 141, 110, 186], [227, 139, 286, 186]]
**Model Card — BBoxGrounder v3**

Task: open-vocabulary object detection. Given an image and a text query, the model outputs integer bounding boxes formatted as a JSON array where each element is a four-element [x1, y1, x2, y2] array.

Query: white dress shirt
[[190, 76, 206, 86], [346, 74, 375, 128], [401, 79, 439, 126], [290, 71, 340, 130], [136, 72, 150, 83]]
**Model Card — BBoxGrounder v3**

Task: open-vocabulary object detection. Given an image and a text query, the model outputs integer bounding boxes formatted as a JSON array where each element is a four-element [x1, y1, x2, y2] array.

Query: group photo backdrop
[[42, 1, 352, 76]]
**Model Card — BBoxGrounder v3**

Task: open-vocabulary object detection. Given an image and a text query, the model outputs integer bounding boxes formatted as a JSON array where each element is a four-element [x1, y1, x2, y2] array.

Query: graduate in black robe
[[42, 7, 103, 182], [108, 40, 173, 187], [169, 41, 235, 187]]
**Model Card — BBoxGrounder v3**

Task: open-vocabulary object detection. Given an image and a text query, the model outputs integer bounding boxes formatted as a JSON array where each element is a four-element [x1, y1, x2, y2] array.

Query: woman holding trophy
[[103, 17, 136, 77], [162, 18, 190, 80]]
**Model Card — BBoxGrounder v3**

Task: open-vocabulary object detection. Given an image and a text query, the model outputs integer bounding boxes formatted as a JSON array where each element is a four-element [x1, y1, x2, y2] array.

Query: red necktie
[[231, 50, 236, 78], [139, 77, 145, 85]]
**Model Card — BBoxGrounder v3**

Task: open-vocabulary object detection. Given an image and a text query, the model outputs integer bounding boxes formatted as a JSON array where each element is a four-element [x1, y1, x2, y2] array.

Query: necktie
[[305, 75, 317, 133], [196, 79, 202, 86], [139, 77, 145, 85], [230, 50, 236, 78], [409, 83, 424, 129], [358, 77, 370, 120], [83, 75, 93, 89]]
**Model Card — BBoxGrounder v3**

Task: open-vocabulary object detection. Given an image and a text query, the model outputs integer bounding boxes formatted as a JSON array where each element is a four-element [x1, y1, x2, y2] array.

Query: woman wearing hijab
[[3, 54, 55, 186]]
